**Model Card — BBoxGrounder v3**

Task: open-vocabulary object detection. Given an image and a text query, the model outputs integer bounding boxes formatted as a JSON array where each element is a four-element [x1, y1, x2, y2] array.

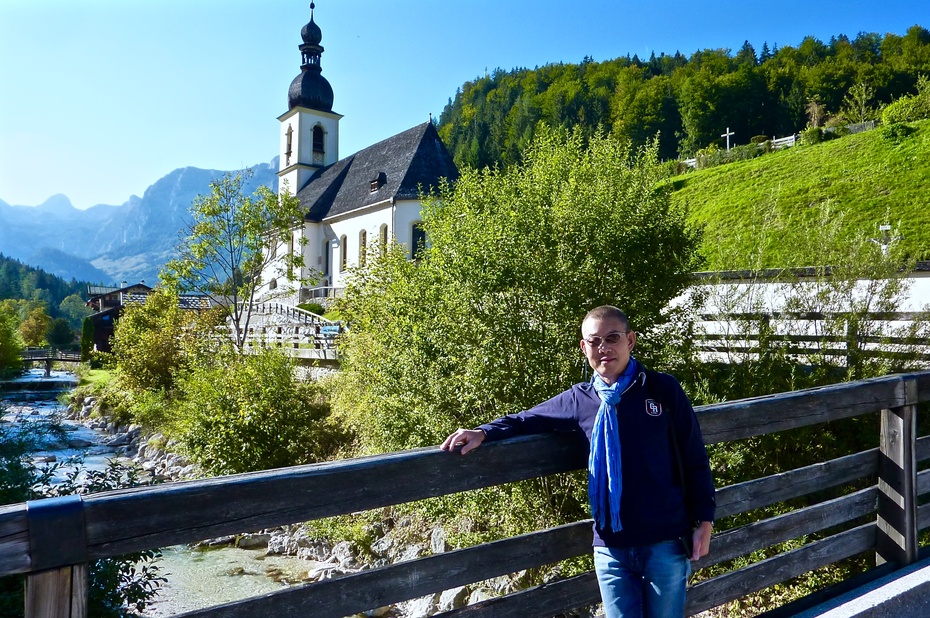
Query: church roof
[[296, 122, 459, 221]]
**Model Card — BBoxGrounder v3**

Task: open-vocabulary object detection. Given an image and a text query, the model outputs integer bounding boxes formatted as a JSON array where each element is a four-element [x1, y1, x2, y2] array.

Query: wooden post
[[25, 565, 88, 618], [845, 317, 861, 379], [875, 375, 918, 566]]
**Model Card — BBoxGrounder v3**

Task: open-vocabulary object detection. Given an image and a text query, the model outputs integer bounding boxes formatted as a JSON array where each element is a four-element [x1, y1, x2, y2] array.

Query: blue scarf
[[588, 357, 638, 531]]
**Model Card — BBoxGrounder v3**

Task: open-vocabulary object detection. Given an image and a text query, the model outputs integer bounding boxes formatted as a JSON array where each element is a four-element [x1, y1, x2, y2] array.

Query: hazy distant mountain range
[[0, 159, 278, 285]]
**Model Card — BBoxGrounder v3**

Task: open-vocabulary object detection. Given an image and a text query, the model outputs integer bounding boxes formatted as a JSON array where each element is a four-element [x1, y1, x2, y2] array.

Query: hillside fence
[[690, 311, 930, 371]]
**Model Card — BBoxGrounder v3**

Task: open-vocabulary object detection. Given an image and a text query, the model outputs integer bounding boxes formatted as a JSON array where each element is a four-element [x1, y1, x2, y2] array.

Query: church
[[266, 4, 458, 302]]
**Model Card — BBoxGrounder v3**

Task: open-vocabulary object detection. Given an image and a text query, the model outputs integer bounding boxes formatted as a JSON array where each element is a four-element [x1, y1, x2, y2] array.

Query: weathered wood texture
[[432, 572, 601, 617], [172, 521, 593, 618], [696, 376, 901, 444], [25, 565, 87, 618], [698, 487, 877, 569], [79, 434, 587, 561], [715, 448, 877, 519], [876, 401, 918, 565], [0, 504, 30, 575], [685, 523, 877, 616]]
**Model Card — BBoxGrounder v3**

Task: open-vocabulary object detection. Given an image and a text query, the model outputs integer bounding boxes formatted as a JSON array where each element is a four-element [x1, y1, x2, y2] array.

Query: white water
[[1, 369, 313, 616]]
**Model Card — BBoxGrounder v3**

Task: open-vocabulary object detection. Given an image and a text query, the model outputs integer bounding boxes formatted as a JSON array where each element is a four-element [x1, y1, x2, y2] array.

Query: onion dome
[[287, 2, 334, 112]]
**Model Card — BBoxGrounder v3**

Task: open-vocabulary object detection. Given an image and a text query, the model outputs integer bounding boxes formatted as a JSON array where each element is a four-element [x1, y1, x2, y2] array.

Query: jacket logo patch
[[645, 399, 662, 417]]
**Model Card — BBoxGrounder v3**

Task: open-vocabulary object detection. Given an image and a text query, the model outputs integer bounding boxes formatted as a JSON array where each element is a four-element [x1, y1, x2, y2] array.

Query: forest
[[436, 25, 930, 167]]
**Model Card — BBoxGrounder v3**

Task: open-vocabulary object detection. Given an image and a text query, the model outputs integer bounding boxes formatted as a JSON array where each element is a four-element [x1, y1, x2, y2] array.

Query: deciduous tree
[[18, 306, 50, 347], [162, 171, 307, 351]]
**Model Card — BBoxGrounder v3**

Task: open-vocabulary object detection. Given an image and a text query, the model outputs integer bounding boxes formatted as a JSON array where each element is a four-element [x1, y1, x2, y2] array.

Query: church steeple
[[278, 2, 342, 196], [288, 2, 334, 112]]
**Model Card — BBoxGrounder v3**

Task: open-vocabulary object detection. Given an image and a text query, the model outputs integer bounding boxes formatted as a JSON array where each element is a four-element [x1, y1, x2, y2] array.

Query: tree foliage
[[174, 349, 345, 475], [163, 171, 308, 351], [437, 25, 930, 164], [18, 306, 50, 347], [0, 254, 87, 317], [334, 128, 701, 454], [0, 305, 21, 376]]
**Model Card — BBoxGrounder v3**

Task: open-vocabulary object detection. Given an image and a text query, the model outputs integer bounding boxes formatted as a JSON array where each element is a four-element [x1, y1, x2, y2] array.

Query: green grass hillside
[[669, 119, 930, 270]]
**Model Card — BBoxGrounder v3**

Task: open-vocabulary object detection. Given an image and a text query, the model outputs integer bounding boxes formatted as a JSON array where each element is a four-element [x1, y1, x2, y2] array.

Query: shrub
[[881, 122, 918, 142], [800, 126, 823, 145], [175, 349, 346, 475], [881, 75, 930, 124], [750, 135, 769, 144], [298, 302, 326, 316]]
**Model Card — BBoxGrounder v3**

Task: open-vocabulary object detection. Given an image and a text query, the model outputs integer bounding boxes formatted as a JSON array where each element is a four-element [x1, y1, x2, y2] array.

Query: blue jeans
[[593, 540, 691, 618]]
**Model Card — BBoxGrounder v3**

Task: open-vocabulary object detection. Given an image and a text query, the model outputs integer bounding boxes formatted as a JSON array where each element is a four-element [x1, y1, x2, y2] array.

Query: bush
[[298, 302, 326, 316], [880, 122, 918, 142], [750, 135, 769, 144], [881, 75, 930, 124], [175, 349, 346, 475], [800, 126, 823, 145]]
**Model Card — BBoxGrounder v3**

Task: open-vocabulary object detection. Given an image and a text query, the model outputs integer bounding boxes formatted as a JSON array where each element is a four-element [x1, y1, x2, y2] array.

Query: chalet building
[[266, 5, 458, 302], [85, 282, 211, 352]]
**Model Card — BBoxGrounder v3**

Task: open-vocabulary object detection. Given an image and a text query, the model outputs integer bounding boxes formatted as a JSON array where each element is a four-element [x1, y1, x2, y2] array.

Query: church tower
[[277, 2, 342, 196]]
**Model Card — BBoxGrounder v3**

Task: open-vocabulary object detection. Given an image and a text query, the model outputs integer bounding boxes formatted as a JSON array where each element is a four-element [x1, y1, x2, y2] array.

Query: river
[[0, 369, 312, 616]]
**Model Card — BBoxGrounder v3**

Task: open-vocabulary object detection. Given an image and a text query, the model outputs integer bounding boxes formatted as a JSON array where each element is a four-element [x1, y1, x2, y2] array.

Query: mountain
[[0, 160, 278, 284]]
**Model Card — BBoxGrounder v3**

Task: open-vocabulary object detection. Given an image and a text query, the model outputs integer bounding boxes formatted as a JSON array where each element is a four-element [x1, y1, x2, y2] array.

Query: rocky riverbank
[[64, 395, 552, 617]]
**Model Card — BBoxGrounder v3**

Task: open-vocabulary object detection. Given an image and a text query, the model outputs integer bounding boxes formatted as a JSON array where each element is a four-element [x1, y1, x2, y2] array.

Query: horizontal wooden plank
[[81, 433, 588, 560], [715, 448, 877, 519], [698, 487, 877, 569], [696, 376, 903, 444], [685, 523, 876, 616], [432, 571, 601, 618], [0, 504, 30, 576], [173, 520, 594, 618]]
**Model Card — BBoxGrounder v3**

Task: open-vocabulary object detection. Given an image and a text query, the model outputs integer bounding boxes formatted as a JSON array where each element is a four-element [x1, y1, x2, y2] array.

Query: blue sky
[[1, 0, 927, 210]]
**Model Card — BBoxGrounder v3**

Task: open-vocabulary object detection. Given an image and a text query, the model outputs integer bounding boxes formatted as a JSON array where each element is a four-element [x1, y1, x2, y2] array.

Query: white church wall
[[326, 202, 393, 288], [393, 200, 425, 259]]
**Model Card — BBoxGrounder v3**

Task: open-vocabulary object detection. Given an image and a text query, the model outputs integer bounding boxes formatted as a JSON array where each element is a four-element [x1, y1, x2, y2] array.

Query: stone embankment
[[66, 396, 537, 617]]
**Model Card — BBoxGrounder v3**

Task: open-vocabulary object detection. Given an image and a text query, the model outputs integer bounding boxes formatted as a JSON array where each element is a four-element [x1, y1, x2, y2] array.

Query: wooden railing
[[20, 347, 82, 363], [2, 372, 930, 617], [238, 303, 342, 360]]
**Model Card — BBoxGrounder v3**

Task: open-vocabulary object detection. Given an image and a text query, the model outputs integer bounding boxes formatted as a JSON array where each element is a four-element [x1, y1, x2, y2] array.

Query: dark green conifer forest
[[437, 26, 930, 167]]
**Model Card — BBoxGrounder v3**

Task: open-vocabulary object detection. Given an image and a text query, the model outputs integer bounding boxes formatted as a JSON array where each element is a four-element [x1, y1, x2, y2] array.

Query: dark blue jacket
[[478, 368, 715, 548]]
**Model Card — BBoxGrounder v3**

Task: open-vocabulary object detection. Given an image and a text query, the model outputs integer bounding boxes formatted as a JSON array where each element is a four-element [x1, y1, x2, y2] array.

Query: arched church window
[[285, 124, 294, 166], [313, 126, 324, 153], [339, 235, 348, 272], [359, 230, 367, 267], [379, 224, 389, 256], [411, 222, 427, 260], [322, 239, 330, 276]]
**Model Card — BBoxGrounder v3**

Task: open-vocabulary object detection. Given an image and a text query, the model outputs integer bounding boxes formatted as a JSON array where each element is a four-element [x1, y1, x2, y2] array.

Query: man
[[441, 305, 715, 618]]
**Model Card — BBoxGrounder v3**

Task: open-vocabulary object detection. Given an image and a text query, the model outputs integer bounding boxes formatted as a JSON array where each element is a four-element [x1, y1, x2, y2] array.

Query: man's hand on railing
[[440, 428, 486, 455]]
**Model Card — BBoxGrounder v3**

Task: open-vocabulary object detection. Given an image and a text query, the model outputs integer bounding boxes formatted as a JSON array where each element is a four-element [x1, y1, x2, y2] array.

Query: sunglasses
[[583, 331, 628, 348]]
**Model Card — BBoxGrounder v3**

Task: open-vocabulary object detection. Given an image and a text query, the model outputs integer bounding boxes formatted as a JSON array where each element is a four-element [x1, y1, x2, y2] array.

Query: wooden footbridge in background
[[20, 347, 82, 377], [3, 372, 930, 617]]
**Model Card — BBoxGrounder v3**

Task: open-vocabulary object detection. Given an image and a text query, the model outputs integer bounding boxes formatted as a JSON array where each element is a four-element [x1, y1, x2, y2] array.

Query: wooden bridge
[[2, 372, 930, 617], [20, 347, 82, 376]]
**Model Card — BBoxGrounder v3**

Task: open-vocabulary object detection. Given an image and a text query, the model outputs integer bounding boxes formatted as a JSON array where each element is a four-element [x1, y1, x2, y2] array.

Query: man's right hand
[[440, 428, 486, 455]]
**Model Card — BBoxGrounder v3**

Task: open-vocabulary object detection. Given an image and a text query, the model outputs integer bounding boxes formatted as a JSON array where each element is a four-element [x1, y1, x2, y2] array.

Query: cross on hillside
[[721, 127, 735, 152]]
